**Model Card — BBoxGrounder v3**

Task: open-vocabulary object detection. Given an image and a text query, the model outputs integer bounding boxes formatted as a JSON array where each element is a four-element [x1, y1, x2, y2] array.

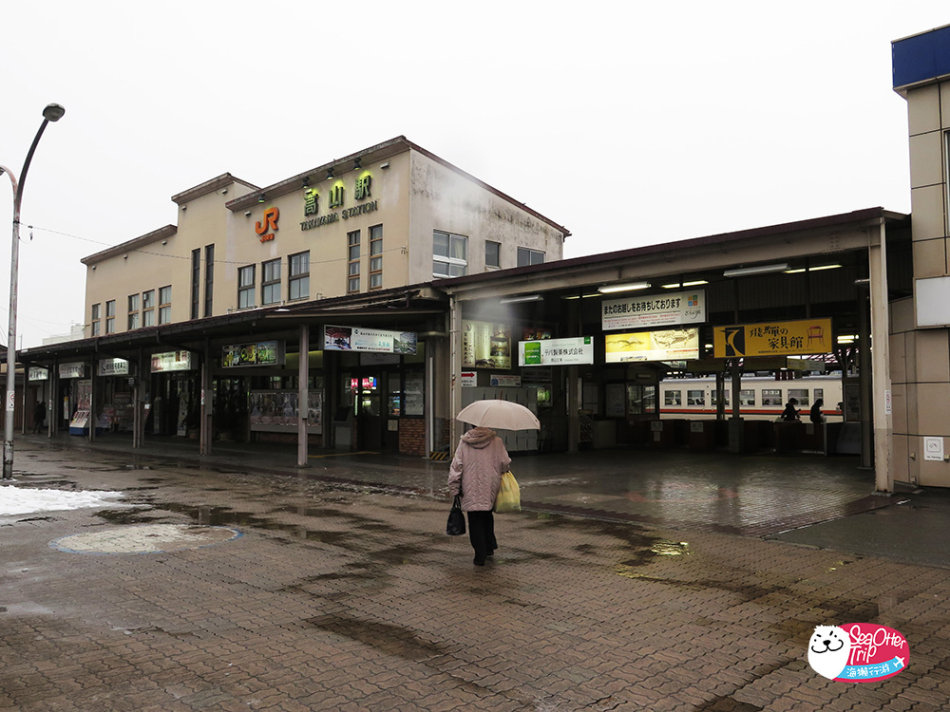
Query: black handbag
[[446, 495, 466, 536]]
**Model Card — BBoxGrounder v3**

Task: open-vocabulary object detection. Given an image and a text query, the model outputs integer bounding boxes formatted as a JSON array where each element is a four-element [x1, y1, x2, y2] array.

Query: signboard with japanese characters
[[713, 318, 833, 358], [98, 358, 130, 377], [602, 289, 706, 331], [150, 350, 195, 373], [59, 362, 87, 379], [323, 326, 417, 355], [519, 336, 594, 366], [605, 328, 700, 362]]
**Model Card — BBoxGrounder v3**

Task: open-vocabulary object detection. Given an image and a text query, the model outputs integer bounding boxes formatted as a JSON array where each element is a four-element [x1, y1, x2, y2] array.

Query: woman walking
[[447, 427, 511, 566]]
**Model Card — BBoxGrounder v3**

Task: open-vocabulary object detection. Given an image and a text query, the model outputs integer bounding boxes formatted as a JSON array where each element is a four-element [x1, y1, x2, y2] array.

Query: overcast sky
[[1, 2, 947, 347]]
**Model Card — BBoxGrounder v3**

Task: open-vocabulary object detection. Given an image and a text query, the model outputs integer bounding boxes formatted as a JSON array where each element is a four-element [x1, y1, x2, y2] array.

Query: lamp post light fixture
[[1, 103, 65, 479]]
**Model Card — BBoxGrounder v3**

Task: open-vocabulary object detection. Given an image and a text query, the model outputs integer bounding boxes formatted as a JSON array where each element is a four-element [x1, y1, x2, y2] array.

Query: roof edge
[[172, 173, 259, 205], [81, 225, 178, 265]]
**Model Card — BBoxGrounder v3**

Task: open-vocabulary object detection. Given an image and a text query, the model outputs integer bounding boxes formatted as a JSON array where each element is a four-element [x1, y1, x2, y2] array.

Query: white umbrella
[[456, 400, 540, 430]]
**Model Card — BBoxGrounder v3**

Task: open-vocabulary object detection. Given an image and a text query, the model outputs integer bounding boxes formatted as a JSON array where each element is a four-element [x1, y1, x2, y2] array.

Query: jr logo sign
[[255, 207, 279, 243]]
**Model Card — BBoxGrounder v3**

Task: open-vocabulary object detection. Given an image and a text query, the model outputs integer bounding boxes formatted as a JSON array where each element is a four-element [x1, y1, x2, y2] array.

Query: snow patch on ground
[[0, 484, 124, 515]]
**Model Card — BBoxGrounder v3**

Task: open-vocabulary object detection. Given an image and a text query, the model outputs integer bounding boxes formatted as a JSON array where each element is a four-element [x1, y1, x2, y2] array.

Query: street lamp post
[[1, 103, 65, 479]]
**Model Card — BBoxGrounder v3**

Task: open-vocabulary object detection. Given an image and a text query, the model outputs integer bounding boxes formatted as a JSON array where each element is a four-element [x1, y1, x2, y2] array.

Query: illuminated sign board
[[150, 350, 195, 373], [519, 337, 594, 366], [605, 328, 700, 362], [462, 320, 511, 369], [98, 358, 129, 376], [59, 362, 87, 379], [28, 367, 48, 381], [602, 289, 706, 331], [222, 340, 285, 367], [713, 318, 833, 358], [323, 326, 417, 355]]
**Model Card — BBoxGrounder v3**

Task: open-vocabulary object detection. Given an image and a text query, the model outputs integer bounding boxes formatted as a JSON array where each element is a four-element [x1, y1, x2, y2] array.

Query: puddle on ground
[[306, 613, 446, 661], [96, 508, 163, 525]]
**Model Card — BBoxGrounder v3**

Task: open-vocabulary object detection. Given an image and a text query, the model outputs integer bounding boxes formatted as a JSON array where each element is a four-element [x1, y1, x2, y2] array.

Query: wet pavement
[[23, 432, 949, 567], [1, 437, 949, 710]]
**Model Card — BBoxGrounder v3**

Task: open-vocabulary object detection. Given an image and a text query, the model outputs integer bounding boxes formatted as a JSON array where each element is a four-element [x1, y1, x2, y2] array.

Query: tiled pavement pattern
[[1, 446, 949, 711]]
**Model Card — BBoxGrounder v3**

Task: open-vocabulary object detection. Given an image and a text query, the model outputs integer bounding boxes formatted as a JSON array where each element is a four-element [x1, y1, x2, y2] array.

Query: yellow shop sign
[[713, 318, 832, 358]]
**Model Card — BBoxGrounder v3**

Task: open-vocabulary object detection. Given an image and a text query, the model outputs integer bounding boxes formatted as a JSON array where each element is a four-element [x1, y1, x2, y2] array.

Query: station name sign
[[300, 171, 378, 231], [602, 289, 706, 331]]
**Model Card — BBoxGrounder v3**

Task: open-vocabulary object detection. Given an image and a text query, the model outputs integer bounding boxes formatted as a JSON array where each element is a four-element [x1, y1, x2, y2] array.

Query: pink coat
[[447, 427, 511, 512]]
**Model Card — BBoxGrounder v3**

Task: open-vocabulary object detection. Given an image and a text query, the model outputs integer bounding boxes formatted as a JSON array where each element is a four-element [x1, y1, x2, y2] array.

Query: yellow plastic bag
[[495, 471, 521, 513]]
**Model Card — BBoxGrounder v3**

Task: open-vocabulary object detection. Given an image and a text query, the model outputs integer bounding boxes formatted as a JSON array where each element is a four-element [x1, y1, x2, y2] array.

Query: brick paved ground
[[1, 445, 948, 711]]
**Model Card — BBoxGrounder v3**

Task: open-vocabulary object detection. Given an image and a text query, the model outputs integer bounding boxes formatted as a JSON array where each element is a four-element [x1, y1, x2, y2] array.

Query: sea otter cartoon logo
[[808, 625, 852, 679], [807, 623, 908, 682]]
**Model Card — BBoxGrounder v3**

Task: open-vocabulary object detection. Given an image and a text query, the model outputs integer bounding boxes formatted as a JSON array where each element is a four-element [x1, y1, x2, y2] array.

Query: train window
[[788, 388, 809, 406], [687, 390, 705, 406], [814, 388, 824, 402], [740, 390, 755, 406], [665, 390, 682, 406], [762, 389, 783, 406], [711, 391, 730, 406]]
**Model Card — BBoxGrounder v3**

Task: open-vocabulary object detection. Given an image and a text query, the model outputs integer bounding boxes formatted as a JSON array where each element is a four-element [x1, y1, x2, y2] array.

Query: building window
[[347, 230, 361, 293], [517, 247, 545, 266], [433, 230, 467, 277], [238, 265, 255, 309], [664, 390, 681, 407], [761, 388, 782, 406], [127, 293, 140, 330], [105, 300, 116, 334], [262, 259, 281, 305], [687, 390, 705, 406], [369, 225, 382, 289], [191, 248, 200, 319], [158, 286, 171, 325], [142, 290, 155, 327], [740, 389, 756, 406], [289, 251, 309, 301], [91, 303, 101, 336], [485, 240, 501, 268], [204, 244, 214, 317]]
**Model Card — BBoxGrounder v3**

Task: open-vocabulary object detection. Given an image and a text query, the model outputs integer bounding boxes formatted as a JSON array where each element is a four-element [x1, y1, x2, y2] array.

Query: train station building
[[14, 25, 950, 493]]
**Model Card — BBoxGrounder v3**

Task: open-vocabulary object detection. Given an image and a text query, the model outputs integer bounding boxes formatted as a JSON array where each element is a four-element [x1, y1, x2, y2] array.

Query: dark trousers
[[467, 510, 497, 562]]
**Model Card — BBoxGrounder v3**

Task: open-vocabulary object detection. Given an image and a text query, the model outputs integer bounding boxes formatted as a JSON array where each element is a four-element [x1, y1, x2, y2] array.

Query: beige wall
[[407, 151, 565, 283], [896, 80, 950, 487], [228, 151, 414, 305]]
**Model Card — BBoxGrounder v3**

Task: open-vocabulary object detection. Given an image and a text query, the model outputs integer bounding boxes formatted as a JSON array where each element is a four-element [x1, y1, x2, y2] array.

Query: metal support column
[[448, 296, 462, 455], [199, 343, 212, 456], [297, 324, 310, 467], [868, 220, 893, 492]]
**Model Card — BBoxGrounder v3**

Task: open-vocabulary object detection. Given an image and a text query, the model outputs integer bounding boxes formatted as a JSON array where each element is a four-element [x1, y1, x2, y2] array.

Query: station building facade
[[30, 137, 567, 457]]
